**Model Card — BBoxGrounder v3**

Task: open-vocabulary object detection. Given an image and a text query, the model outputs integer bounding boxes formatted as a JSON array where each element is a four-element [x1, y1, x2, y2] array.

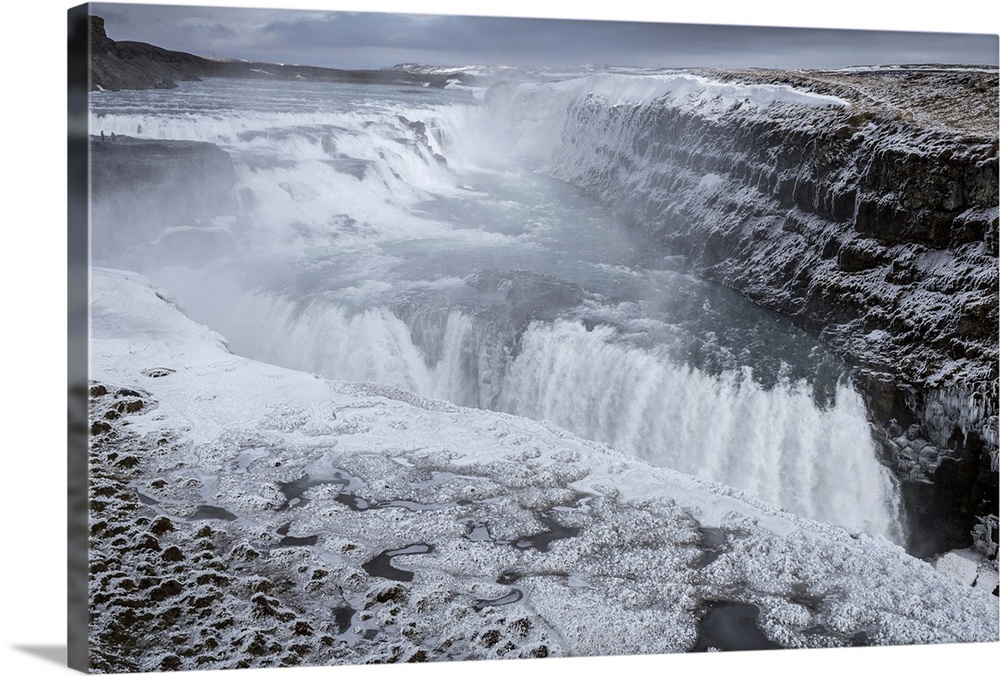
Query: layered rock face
[[542, 68, 998, 557]]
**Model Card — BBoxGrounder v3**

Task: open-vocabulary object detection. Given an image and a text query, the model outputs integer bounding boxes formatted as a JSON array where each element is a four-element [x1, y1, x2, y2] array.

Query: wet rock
[[162, 547, 185, 562], [137, 535, 161, 552], [159, 655, 182, 670], [972, 515, 999, 559], [150, 517, 175, 536], [90, 421, 112, 435], [116, 455, 140, 469], [837, 238, 887, 272], [142, 367, 176, 378], [149, 580, 184, 602]]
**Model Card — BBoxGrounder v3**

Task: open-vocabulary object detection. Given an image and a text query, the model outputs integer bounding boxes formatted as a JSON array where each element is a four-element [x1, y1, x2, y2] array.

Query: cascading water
[[90, 73, 904, 541], [500, 320, 898, 534]]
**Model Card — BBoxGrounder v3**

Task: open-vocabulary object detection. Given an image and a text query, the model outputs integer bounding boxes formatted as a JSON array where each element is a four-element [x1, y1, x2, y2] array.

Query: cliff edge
[[87, 15, 218, 91]]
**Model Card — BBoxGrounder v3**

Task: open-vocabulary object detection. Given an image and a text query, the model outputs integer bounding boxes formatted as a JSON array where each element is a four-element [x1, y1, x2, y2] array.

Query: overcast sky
[[89, 1, 999, 71]]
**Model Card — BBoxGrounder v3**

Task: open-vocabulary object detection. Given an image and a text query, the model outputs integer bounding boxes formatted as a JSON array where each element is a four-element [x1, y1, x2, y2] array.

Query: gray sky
[[91, 1, 999, 70]]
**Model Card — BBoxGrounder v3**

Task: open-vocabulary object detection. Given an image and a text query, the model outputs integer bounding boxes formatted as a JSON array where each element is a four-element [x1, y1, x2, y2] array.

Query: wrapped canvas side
[[68, 4, 92, 673]]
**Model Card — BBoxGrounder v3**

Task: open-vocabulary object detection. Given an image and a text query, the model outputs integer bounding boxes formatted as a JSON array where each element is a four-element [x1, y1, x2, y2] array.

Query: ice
[[934, 550, 980, 586], [934, 548, 1000, 595]]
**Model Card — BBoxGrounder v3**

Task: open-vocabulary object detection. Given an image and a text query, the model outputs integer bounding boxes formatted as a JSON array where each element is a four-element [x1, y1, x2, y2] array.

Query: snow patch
[[934, 550, 980, 586], [698, 173, 725, 190]]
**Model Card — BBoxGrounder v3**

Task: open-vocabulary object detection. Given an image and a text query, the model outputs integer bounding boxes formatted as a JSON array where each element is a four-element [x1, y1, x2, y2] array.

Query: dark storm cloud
[[89, 3, 998, 69]]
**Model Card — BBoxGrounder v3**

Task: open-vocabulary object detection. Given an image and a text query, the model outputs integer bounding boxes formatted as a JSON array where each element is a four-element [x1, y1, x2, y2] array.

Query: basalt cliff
[[531, 66, 998, 557]]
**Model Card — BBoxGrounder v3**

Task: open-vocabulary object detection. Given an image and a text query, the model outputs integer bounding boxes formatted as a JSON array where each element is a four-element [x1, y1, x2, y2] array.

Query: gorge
[[496, 66, 999, 557], [89, 63, 998, 560], [79, 14, 1000, 670]]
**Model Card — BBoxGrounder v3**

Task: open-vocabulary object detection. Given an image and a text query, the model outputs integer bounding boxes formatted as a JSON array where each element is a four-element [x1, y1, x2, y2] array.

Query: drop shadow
[[12, 644, 67, 666]]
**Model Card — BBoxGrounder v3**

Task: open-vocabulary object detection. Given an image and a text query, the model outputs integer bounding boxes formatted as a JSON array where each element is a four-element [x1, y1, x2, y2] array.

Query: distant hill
[[84, 14, 475, 92], [88, 15, 222, 91]]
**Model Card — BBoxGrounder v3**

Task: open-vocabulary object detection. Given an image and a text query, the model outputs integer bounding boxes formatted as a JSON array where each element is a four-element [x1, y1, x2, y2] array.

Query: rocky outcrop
[[89, 135, 240, 265], [87, 15, 220, 91], [544, 67, 998, 557], [85, 14, 484, 92]]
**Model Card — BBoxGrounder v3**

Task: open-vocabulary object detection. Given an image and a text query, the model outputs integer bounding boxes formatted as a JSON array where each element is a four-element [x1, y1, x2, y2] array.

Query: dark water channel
[[691, 601, 781, 652]]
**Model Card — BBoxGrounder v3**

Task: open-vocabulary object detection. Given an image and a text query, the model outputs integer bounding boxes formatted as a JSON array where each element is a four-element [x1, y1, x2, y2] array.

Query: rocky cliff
[[537, 67, 998, 557], [83, 14, 480, 92], [86, 15, 219, 91]]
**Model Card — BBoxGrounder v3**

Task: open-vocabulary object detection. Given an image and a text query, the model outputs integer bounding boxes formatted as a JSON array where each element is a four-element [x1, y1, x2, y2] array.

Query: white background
[[2, 1, 998, 675]]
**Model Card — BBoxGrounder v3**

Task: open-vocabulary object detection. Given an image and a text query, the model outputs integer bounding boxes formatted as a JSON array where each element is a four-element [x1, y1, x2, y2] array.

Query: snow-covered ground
[[87, 266, 998, 672]]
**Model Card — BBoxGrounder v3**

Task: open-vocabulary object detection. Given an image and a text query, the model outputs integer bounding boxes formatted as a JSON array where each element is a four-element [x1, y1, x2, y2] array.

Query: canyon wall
[[537, 68, 998, 556]]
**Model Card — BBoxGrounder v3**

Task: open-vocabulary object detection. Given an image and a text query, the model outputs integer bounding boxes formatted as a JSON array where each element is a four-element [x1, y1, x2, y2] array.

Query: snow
[[698, 173, 724, 190], [934, 549, 1000, 595], [934, 550, 981, 586], [553, 72, 849, 112], [87, 266, 998, 670], [443, 79, 490, 99], [866, 329, 891, 342]]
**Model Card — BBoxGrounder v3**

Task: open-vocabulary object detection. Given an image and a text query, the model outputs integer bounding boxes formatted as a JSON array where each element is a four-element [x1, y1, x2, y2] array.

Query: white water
[[90, 74, 903, 540], [501, 320, 895, 531]]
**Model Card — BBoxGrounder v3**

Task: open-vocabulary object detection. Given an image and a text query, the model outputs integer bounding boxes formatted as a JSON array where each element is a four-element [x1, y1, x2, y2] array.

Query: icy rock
[[975, 567, 999, 595], [972, 514, 999, 559], [934, 551, 979, 586], [918, 446, 938, 462]]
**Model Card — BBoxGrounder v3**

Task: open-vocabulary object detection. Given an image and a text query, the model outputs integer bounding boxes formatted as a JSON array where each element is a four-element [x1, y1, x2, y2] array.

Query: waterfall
[[94, 75, 904, 541], [500, 320, 901, 536]]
